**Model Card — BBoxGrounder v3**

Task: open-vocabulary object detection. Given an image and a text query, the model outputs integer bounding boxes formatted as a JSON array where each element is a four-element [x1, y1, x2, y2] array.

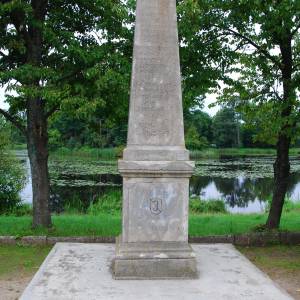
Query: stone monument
[[112, 0, 197, 279]]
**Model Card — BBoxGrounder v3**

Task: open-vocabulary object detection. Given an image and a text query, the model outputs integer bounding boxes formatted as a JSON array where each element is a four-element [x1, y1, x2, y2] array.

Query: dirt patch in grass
[[0, 245, 51, 299], [0, 274, 32, 300], [240, 245, 300, 299]]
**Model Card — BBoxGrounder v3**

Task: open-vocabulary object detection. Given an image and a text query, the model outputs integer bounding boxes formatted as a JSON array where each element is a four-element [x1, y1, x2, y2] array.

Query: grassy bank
[[190, 147, 300, 159], [47, 146, 300, 161], [0, 212, 299, 237]]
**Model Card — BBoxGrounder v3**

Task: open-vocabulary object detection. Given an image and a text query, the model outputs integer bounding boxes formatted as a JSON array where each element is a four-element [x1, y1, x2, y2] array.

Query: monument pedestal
[[113, 160, 197, 279]]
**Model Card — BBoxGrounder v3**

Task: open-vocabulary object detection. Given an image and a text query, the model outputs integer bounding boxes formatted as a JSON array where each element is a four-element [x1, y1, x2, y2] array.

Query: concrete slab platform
[[21, 243, 293, 300]]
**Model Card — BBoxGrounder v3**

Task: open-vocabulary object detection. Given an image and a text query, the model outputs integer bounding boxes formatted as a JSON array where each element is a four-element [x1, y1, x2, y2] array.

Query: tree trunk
[[266, 33, 293, 230], [266, 134, 290, 229], [27, 98, 52, 228]]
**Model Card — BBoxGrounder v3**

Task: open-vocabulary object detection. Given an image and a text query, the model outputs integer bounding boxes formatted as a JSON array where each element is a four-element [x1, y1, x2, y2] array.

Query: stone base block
[[112, 238, 198, 279], [113, 258, 197, 280]]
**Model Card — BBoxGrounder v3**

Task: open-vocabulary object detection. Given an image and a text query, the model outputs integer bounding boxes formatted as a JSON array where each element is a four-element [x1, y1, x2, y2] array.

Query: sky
[[0, 87, 219, 116], [0, 87, 8, 110]]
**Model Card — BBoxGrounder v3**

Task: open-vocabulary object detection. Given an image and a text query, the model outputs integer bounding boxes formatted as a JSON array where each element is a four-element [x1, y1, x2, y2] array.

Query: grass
[[0, 212, 299, 237], [42, 146, 300, 161], [0, 244, 51, 278], [240, 245, 300, 271], [190, 147, 300, 159], [239, 245, 300, 298]]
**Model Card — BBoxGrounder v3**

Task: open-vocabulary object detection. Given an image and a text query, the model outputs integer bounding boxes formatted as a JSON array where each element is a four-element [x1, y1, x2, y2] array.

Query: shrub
[[87, 190, 121, 215], [0, 117, 26, 214], [9, 203, 32, 216], [189, 198, 227, 214]]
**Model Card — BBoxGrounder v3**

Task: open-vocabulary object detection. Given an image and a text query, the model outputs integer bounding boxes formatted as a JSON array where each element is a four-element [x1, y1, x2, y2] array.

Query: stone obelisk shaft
[[123, 0, 188, 161]]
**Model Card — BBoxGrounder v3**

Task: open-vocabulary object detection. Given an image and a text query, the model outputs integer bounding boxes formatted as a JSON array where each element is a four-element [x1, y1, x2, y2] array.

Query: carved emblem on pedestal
[[150, 198, 163, 215]]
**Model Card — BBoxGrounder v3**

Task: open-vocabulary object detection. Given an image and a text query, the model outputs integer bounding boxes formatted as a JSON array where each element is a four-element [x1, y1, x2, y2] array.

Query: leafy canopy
[[0, 0, 132, 129], [178, 0, 300, 144]]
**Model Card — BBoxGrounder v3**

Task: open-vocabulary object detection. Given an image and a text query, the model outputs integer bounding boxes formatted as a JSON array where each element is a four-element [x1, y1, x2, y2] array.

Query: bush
[[0, 117, 26, 214], [87, 190, 121, 215], [189, 198, 227, 214], [8, 203, 32, 216]]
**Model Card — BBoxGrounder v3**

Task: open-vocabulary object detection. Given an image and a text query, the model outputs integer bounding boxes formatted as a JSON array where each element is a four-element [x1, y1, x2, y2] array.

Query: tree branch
[[0, 108, 27, 135], [291, 17, 300, 36], [272, 89, 283, 101], [292, 61, 300, 73], [45, 104, 60, 119], [222, 27, 281, 69]]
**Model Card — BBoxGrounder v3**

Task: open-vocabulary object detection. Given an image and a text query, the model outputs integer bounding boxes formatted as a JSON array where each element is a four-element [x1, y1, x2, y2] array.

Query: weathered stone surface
[[113, 0, 196, 279], [113, 238, 198, 279], [123, 0, 187, 161], [189, 235, 234, 244], [121, 178, 190, 243], [21, 243, 293, 299], [21, 236, 47, 245], [280, 232, 300, 245], [0, 236, 16, 245], [46, 236, 116, 245]]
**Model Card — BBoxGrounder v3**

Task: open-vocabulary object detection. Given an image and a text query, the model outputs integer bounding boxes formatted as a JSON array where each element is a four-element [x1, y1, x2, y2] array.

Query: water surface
[[17, 150, 300, 214]]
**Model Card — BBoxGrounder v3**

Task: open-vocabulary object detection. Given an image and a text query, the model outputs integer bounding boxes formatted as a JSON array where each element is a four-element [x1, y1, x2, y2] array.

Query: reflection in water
[[190, 173, 300, 213], [16, 150, 300, 214]]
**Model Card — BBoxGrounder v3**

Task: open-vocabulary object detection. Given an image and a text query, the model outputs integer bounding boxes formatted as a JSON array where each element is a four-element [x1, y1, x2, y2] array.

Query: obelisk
[[112, 0, 197, 279]]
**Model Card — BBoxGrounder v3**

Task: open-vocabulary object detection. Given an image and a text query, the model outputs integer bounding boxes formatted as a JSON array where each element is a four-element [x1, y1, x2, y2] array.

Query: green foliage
[[8, 203, 32, 217], [0, 0, 133, 139], [179, 0, 300, 144], [0, 117, 25, 214], [51, 146, 118, 161], [265, 198, 300, 214], [185, 125, 209, 150], [189, 198, 227, 214], [185, 110, 213, 149], [87, 190, 121, 215], [212, 107, 239, 148]]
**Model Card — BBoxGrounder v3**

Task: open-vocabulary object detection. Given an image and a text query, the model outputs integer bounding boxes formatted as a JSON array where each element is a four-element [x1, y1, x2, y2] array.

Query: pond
[[16, 150, 300, 214]]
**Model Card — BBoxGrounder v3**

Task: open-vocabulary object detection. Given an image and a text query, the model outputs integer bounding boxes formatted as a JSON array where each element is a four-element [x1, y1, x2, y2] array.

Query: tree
[[178, 0, 300, 229], [0, 0, 131, 227], [185, 110, 213, 144], [212, 107, 239, 148], [185, 125, 208, 150]]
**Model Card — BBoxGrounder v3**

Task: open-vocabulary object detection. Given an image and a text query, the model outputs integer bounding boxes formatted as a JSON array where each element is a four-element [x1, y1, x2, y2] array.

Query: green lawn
[[240, 245, 300, 271], [0, 212, 299, 237], [0, 245, 51, 278]]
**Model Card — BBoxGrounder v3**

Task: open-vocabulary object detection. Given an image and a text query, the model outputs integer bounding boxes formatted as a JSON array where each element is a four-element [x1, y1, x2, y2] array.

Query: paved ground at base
[[19, 243, 292, 300], [0, 275, 31, 300]]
